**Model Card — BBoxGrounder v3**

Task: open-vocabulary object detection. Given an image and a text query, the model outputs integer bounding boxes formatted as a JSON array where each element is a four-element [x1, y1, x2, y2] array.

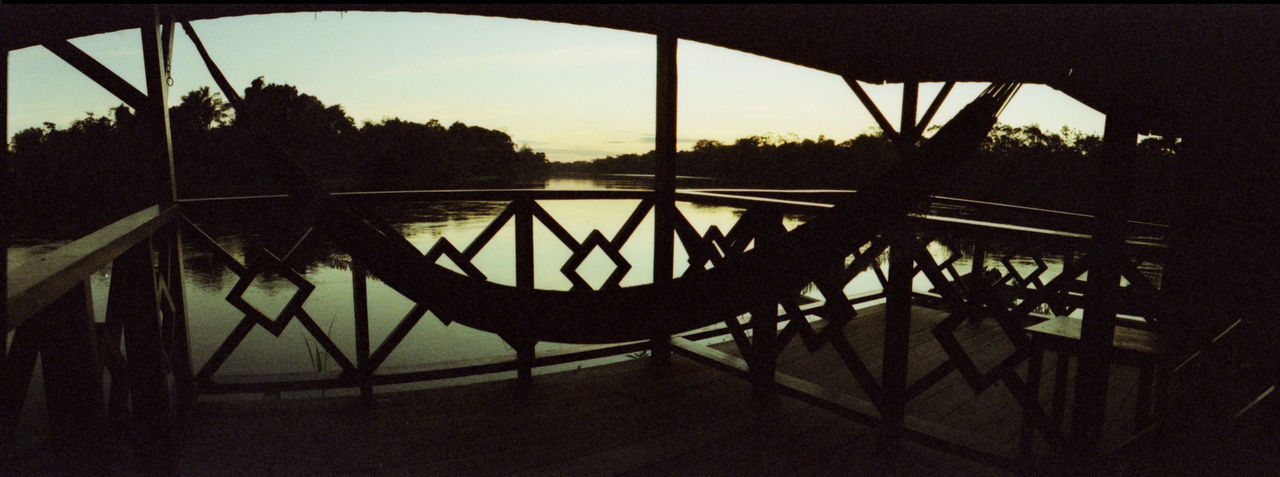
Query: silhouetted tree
[[553, 124, 1176, 223], [8, 78, 552, 236]]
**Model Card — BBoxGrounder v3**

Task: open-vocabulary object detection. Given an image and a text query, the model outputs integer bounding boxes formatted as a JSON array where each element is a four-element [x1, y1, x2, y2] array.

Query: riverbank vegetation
[[551, 126, 1178, 224], [8, 78, 1178, 239], [6, 78, 550, 237]]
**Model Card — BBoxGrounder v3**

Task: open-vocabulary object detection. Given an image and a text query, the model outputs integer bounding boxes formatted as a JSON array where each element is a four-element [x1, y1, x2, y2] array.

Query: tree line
[[7, 78, 550, 236], [552, 125, 1178, 224]]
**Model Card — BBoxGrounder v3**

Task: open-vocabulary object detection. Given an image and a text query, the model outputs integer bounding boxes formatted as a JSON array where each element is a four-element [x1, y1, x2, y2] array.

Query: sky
[[6, 11, 1106, 163]]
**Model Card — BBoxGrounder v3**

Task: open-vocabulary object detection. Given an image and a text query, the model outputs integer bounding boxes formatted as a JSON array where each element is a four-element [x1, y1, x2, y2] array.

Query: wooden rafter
[[180, 21, 247, 112], [42, 40, 149, 112], [843, 76, 899, 140], [916, 81, 955, 135]]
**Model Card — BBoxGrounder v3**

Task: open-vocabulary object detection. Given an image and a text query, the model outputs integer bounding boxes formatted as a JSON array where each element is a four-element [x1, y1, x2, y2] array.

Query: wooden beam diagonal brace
[[42, 40, 149, 112], [843, 76, 899, 141], [916, 81, 955, 136], [180, 20, 247, 112]]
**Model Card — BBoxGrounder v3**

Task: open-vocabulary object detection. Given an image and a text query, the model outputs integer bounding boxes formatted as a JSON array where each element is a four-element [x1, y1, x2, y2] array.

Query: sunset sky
[[6, 11, 1106, 163]]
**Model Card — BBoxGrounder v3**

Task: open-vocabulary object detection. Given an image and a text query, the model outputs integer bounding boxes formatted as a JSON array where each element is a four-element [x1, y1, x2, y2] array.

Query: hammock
[[250, 83, 1021, 344]]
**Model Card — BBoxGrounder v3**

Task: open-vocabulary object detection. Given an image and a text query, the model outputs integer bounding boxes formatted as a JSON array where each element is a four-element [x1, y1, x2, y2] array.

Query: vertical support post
[[352, 261, 373, 404], [749, 210, 782, 405], [968, 234, 987, 326], [117, 239, 175, 472], [513, 197, 535, 390], [1070, 113, 1136, 453], [971, 235, 986, 277], [2, 42, 8, 368], [878, 81, 919, 457], [1022, 343, 1044, 458], [135, 10, 182, 467], [1, 319, 40, 446], [651, 32, 677, 369], [39, 282, 106, 465], [141, 6, 177, 206], [749, 303, 777, 405]]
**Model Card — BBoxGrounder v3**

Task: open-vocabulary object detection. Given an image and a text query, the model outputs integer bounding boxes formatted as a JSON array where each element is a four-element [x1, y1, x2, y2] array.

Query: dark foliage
[[552, 126, 1177, 223], [7, 78, 550, 236]]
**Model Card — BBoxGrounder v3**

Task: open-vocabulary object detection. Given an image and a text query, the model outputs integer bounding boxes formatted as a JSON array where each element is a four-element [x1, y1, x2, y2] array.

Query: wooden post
[[141, 6, 177, 206], [968, 235, 987, 326], [1, 321, 41, 448], [514, 197, 535, 390], [878, 81, 919, 457], [971, 236, 986, 277], [116, 239, 175, 472], [38, 282, 107, 464], [749, 302, 777, 405], [133, 11, 181, 469], [1022, 344, 1044, 458], [352, 261, 373, 404], [2, 41, 8, 368], [650, 32, 677, 370], [1070, 113, 1136, 453], [749, 210, 783, 405]]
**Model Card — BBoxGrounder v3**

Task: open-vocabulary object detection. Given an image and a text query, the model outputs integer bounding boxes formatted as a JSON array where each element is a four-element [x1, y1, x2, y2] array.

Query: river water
[[9, 175, 1148, 385]]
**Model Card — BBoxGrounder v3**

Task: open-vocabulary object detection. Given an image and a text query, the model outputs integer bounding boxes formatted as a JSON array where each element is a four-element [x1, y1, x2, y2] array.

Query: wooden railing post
[[352, 261, 373, 404], [748, 209, 784, 405], [114, 239, 176, 472], [968, 234, 988, 325], [749, 303, 777, 405], [512, 197, 535, 390], [650, 32, 678, 371], [38, 281, 107, 466]]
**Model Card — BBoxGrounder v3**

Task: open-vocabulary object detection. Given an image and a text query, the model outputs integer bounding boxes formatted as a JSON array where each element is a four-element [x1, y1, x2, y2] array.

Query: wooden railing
[[3, 204, 190, 469], [3, 188, 1168, 471]]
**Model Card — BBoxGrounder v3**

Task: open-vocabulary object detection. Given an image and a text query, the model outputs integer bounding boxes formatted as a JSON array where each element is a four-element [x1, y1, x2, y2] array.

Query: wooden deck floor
[[9, 304, 1151, 475]]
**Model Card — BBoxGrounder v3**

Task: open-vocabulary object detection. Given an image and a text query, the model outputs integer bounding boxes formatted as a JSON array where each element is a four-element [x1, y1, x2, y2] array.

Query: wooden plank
[[7, 205, 179, 331], [1025, 316, 1159, 364]]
